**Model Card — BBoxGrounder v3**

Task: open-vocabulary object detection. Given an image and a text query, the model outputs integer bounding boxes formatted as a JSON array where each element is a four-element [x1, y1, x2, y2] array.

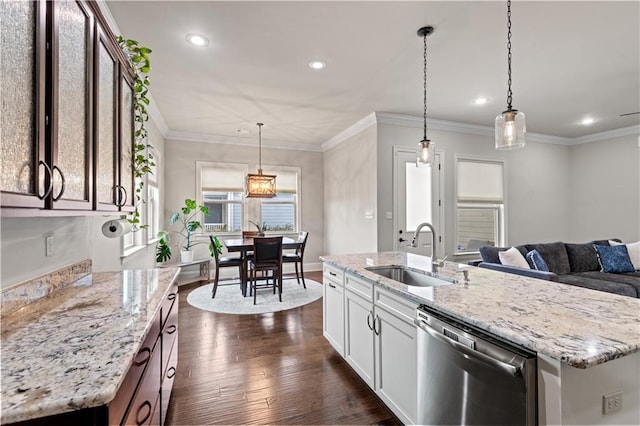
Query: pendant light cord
[[423, 31, 428, 141], [257, 122, 263, 172], [506, 0, 513, 111]]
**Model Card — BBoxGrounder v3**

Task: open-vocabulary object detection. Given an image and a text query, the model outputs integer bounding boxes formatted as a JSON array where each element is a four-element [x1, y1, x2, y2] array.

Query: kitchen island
[[1, 263, 180, 425], [321, 252, 640, 425]]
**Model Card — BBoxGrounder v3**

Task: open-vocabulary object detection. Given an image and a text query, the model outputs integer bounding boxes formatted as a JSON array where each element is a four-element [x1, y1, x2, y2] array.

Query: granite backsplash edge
[[1, 260, 92, 318]]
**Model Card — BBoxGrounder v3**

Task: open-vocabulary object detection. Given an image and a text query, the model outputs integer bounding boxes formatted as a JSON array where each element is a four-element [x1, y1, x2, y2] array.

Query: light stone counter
[[0, 266, 180, 424], [321, 251, 640, 369]]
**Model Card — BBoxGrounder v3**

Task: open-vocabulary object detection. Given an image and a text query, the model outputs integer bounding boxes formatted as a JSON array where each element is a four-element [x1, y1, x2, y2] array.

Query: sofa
[[475, 240, 640, 298]]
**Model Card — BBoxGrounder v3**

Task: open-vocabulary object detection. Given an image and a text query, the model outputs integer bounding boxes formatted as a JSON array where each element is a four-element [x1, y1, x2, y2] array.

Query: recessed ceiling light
[[580, 117, 595, 125], [473, 97, 489, 106], [185, 33, 209, 47], [236, 129, 250, 134], [308, 60, 326, 70]]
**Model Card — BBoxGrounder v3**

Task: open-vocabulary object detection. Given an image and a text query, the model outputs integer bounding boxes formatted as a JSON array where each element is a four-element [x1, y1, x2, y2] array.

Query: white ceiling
[[106, 1, 640, 150]]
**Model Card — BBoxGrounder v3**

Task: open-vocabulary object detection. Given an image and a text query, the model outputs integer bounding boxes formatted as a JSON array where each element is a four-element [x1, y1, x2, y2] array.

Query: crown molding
[[321, 112, 378, 152], [165, 131, 323, 152], [571, 124, 640, 145], [373, 112, 573, 146]]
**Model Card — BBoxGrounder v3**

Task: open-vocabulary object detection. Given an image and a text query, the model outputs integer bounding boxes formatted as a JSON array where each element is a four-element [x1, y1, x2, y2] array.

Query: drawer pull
[[133, 348, 151, 366], [168, 293, 176, 301], [329, 271, 337, 277], [328, 283, 336, 289], [167, 366, 176, 379], [136, 400, 152, 425], [166, 325, 177, 334]]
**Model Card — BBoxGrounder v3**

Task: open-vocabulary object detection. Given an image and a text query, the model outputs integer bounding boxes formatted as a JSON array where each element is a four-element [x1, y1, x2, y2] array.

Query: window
[[196, 162, 300, 233], [259, 167, 299, 232], [122, 174, 144, 254], [455, 156, 505, 254]]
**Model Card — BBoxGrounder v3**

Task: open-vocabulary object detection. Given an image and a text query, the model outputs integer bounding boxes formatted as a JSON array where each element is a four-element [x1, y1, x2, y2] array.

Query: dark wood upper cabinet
[[0, 0, 48, 209], [1, 0, 138, 216]]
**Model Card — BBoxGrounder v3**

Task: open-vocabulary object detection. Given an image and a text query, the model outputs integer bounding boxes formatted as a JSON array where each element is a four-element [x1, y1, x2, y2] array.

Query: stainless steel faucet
[[411, 222, 445, 269]]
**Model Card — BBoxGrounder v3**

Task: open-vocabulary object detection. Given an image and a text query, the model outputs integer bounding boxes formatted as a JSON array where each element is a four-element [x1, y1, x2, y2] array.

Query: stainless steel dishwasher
[[415, 306, 537, 425]]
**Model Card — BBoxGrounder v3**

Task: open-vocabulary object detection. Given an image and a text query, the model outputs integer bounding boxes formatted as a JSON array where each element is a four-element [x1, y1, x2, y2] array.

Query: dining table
[[223, 236, 299, 296]]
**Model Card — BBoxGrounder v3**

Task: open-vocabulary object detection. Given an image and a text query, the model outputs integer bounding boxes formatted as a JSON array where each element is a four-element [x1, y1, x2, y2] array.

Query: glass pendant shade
[[246, 170, 276, 198], [416, 139, 432, 167], [495, 109, 526, 150]]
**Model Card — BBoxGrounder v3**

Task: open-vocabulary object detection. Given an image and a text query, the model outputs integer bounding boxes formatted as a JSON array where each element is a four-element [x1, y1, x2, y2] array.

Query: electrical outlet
[[602, 391, 623, 414], [45, 235, 54, 257]]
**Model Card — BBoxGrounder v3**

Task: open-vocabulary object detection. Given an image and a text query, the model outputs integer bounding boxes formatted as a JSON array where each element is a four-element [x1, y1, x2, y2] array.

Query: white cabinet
[[345, 285, 375, 388], [342, 271, 418, 425], [323, 264, 345, 356], [374, 286, 418, 425]]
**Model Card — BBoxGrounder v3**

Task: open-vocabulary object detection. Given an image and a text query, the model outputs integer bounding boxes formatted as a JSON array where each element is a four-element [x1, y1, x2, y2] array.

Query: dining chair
[[209, 236, 243, 298], [249, 236, 283, 305], [283, 231, 308, 289]]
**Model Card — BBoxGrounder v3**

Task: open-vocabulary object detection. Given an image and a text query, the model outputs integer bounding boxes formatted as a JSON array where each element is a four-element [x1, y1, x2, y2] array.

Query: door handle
[[366, 311, 374, 331], [399, 238, 407, 243], [52, 165, 65, 201]]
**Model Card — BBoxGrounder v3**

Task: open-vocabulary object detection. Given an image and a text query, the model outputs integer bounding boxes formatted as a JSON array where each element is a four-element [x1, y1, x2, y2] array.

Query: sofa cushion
[[525, 250, 550, 272], [479, 246, 508, 264], [558, 274, 638, 298], [594, 244, 635, 273], [570, 271, 640, 296], [498, 247, 530, 269], [565, 243, 600, 272], [524, 242, 570, 275]]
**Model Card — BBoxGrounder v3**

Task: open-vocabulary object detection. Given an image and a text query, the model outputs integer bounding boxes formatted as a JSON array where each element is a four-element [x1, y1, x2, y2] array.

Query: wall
[[375, 118, 572, 259], [163, 137, 324, 272], [1, 118, 165, 289], [569, 134, 639, 243], [323, 125, 378, 255]]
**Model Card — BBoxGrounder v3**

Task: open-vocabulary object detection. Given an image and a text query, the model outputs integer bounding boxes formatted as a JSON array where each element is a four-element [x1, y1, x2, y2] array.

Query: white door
[[393, 148, 442, 257]]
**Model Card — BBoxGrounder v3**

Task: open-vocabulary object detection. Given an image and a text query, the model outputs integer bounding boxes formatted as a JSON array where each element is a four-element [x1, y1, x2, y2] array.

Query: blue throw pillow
[[525, 249, 550, 272], [593, 244, 635, 273]]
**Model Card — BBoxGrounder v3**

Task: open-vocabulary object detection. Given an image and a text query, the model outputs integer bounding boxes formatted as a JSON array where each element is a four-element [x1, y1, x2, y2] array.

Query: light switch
[[385, 211, 393, 219], [365, 210, 374, 219], [45, 235, 54, 257]]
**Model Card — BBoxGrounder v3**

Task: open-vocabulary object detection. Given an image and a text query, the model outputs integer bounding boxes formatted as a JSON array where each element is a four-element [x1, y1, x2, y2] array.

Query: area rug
[[186, 278, 323, 315]]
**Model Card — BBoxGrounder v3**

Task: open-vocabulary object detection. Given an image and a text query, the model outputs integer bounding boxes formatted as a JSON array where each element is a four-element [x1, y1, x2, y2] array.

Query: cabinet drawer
[[345, 273, 373, 302], [108, 315, 160, 424], [124, 345, 161, 426], [160, 285, 178, 329], [323, 263, 344, 283], [160, 341, 179, 426], [161, 301, 178, 378], [375, 286, 418, 325]]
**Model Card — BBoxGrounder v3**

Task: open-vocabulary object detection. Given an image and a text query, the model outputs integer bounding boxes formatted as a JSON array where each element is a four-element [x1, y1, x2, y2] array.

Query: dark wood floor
[[165, 271, 400, 425]]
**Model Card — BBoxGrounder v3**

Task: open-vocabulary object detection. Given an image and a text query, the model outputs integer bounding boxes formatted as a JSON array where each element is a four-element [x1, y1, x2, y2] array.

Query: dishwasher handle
[[415, 318, 523, 377]]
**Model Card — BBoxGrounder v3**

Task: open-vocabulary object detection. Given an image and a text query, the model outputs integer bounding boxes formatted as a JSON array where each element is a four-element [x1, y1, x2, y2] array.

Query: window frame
[[255, 165, 301, 233], [454, 155, 506, 256]]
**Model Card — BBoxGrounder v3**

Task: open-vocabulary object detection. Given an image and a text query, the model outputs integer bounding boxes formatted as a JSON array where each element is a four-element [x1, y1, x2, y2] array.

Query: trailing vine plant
[[117, 36, 155, 230]]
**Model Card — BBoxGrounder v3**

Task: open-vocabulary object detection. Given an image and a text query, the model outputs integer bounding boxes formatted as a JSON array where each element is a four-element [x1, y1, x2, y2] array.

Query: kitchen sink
[[364, 265, 456, 287]]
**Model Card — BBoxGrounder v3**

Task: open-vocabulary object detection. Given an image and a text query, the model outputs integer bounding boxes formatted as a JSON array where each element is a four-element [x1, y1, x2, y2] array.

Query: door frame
[[392, 146, 445, 256]]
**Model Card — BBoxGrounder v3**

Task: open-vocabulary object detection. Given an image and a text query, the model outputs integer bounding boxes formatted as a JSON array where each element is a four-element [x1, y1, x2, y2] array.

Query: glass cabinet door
[[50, 0, 93, 209], [119, 74, 136, 212], [95, 30, 119, 211], [0, 0, 47, 208]]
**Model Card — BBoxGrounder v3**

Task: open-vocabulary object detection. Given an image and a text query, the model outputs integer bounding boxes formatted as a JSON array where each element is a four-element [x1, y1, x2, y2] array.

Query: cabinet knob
[[166, 325, 177, 334], [136, 400, 152, 425]]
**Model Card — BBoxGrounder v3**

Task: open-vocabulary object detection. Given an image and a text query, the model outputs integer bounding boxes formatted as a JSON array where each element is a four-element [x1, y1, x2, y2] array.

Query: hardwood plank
[[165, 271, 401, 425]]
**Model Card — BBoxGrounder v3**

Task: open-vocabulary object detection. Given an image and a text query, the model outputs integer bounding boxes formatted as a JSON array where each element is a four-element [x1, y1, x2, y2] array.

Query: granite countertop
[[321, 252, 640, 369], [1, 267, 180, 424]]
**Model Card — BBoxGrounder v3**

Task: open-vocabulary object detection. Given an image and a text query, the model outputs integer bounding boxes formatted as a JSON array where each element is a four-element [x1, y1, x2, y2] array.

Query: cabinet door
[[0, 0, 48, 208], [94, 27, 119, 211], [50, 0, 93, 210], [323, 277, 344, 356], [119, 74, 136, 211], [374, 306, 417, 425], [344, 289, 374, 388]]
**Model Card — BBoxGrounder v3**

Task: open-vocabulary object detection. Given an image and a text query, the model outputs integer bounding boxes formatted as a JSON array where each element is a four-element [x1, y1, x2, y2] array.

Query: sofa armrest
[[478, 262, 560, 281], [467, 260, 482, 267]]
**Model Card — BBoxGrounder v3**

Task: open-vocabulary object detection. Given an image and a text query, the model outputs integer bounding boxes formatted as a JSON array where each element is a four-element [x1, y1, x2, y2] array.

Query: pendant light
[[495, 0, 526, 150], [416, 26, 434, 167], [246, 123, 276, 198]]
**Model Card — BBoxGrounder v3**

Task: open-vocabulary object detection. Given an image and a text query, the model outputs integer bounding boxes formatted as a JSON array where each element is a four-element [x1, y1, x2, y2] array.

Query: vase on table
[[180, 249, 194, 263]]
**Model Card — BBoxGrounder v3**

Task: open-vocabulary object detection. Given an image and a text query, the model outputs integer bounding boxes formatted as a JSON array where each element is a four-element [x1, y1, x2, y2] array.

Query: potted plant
[[156, 199, 210, 263], [249, 220, 267, 236]]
